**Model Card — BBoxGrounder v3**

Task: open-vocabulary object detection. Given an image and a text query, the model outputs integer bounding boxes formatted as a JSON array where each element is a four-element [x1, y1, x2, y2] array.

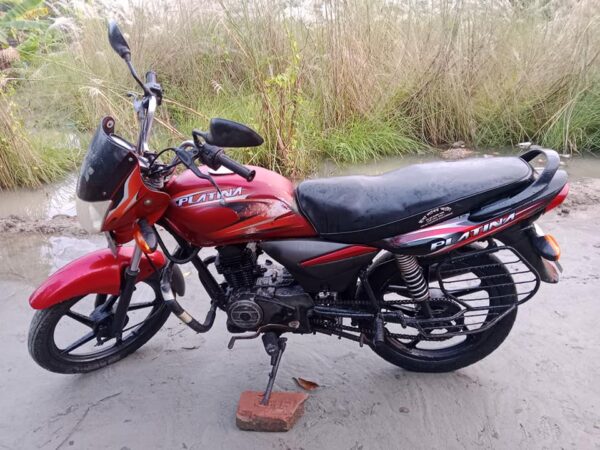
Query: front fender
[[29, 247, 167, 310]]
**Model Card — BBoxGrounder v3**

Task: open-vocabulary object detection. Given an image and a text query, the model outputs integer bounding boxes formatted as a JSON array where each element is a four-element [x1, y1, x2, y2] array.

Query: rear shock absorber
[[394, 255, 430, 302]]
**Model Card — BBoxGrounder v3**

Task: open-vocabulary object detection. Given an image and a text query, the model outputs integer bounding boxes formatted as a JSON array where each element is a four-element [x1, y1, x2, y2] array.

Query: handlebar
[[200, 143, 256, 182], [134, 71, 255, 183], [145, 71, 157, 84]]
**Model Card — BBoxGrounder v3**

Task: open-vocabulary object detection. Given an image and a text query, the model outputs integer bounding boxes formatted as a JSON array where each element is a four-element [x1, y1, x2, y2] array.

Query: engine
[[215, 245, 313, 333]]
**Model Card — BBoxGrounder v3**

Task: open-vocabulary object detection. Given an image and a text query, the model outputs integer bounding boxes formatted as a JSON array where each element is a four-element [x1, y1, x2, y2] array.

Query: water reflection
[[0, 234, 104, 287], [0, 174, 77, 220]]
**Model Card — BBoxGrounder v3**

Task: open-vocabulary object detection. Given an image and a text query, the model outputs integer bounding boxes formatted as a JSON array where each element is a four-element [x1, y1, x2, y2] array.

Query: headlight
[[76, 198, 111, 233]]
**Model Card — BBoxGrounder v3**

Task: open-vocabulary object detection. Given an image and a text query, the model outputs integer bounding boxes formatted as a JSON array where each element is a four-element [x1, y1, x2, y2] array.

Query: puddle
[[0, 234, 105, 285], [0, 174, 77, 220], [318, 151, 600, 179]]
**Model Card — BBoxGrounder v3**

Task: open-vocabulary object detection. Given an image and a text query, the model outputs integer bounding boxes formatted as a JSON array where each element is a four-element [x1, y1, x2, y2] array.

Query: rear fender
[[29, 247, 167, 310]]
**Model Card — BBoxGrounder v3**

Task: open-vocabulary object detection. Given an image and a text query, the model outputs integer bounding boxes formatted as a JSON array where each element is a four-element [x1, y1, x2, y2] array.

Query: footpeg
[[227, 324, 293, 350], [227, 331, 260, 349], [373, 315, 385, 348]]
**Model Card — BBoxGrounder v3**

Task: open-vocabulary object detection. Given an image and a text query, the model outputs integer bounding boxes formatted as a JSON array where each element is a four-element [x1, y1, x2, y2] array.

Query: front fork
[[111, 245, 143, 342], [110, 222, 224, 340]]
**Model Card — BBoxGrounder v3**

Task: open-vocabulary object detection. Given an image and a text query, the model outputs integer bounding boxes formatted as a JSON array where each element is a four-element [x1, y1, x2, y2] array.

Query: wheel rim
[[51, 280, 164, 363]]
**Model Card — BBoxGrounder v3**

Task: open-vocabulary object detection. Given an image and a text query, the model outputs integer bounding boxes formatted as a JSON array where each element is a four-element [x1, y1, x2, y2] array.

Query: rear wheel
[[28, 277, 171, 374], [366, 252, 518, 372]]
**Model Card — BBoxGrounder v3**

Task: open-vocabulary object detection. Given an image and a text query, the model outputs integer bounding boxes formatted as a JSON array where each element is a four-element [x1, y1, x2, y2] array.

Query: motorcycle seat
[[295, 157, 533, 243]]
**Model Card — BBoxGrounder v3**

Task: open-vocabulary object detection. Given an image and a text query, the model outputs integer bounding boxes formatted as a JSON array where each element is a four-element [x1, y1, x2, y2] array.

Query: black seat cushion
[[296, 157, 533, 243]]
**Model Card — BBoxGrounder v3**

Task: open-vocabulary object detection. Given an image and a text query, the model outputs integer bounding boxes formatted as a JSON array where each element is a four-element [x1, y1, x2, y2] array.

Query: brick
[[236, 391, 309, 432]]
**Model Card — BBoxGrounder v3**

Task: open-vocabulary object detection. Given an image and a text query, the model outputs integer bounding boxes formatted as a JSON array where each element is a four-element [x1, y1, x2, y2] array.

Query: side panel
[[163, 166, 316, 246], [260, 239, 379, 293], [382, 200, 547, 256], [381, 171, 568, 256], [29, 247, 166, 310]]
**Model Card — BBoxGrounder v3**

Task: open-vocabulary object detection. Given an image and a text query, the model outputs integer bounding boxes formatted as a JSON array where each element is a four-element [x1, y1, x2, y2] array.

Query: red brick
[[236, 391, 309, 432]]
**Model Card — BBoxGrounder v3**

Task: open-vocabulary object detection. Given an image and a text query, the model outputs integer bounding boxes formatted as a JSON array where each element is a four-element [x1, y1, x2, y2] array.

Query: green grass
[[316, 118, 423, 164], [540, 85, 600, 153]]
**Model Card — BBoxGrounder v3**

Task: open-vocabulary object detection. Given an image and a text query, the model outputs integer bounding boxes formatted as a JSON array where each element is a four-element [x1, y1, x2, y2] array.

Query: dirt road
[[0, 184, 599, 450]]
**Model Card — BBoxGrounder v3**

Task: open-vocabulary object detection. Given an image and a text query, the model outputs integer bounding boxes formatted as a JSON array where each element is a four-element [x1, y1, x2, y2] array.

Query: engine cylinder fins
[[216, 245, 259, 289], [394, 254, 430, 302], [228, 299, 264, 329]]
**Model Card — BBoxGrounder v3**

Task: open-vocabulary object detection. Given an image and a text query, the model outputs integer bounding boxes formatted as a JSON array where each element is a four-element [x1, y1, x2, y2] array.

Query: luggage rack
[[406, 245, 542, 338], [437, 245, 540, 306]]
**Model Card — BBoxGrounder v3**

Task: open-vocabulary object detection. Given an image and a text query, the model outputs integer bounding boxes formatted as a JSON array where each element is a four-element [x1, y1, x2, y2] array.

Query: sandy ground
[[0, 182, 599, 450]]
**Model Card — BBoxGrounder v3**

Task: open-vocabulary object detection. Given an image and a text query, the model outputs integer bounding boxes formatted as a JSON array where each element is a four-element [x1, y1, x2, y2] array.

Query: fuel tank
[[163, 166, 316, 246]]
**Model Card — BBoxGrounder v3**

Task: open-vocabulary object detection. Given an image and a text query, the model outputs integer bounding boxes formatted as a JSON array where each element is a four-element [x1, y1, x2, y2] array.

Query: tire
[[365, 251, 518, 373], [28, 278, 171, 374]]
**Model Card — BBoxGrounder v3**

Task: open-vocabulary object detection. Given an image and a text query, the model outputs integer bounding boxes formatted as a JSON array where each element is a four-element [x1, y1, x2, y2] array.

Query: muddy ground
[[0, 180, 599, 449]]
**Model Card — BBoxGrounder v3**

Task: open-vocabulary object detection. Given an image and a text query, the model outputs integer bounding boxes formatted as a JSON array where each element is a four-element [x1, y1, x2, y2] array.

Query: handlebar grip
[[145, 71, 157, 84], [217, 152, 256, 182], [201, 144, 255, 181]]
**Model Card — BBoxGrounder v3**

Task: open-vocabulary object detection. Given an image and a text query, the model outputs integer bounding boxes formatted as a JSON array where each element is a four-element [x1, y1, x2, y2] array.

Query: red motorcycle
[[28, 22, 568, 402]]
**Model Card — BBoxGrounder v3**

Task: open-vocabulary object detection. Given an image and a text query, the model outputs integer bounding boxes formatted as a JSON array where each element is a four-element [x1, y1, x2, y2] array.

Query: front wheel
[[28, 277, 171, 374], [365, 251, 518, 373]]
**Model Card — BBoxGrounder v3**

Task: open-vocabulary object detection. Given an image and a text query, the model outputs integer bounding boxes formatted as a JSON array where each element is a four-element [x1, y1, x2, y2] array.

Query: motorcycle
[[28, 21, 568, 404]]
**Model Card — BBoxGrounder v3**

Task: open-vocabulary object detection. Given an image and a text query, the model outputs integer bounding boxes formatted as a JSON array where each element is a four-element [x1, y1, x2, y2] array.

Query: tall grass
[[16, 0, 600, 178], [0, 92, 78, 189]]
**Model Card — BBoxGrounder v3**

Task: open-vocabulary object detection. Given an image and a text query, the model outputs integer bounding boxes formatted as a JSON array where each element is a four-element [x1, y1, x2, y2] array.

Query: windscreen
[[76, 121, 137, 202]]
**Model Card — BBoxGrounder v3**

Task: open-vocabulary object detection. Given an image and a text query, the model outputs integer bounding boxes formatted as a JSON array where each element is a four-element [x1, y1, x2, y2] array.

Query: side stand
[[236, 331, 308, 431], [260, 332, 287, 406]]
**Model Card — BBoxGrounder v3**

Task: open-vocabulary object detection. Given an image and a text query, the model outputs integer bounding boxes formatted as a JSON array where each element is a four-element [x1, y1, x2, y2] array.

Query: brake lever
[[174, 147, 225, 204]]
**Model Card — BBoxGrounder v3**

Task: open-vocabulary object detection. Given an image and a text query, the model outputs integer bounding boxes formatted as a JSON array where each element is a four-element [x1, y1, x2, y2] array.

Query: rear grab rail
[[469, 146, 563, 221]]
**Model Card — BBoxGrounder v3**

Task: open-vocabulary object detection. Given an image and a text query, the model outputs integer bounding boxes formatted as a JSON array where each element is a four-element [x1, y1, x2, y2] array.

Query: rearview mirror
[[108, 20, 131, 61], [195, 118, 264, 148]]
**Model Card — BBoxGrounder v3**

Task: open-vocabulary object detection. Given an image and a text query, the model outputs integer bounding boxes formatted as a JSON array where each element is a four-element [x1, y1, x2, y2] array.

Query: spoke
[[387, 327, 421, 349], [385, 304, 418, 316], [404, 337, 421, 349], [127, 301, 158, 311], [65, 311, 94, 328], [60, 331, 96, 354], [105, 295, 119, 311], [387, 285, 410, 295], [94, 294, 108, 307], [121, 306, 161, 333]]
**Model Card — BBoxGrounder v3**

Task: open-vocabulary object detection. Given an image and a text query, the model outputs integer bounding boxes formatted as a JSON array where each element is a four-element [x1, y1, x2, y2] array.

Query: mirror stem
[[125, 58, 151, 96]]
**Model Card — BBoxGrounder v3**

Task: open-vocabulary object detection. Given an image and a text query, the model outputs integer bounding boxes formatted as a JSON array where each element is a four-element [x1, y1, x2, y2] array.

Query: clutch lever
[[174, 146, 225, 203], [174, 146, 200, 174]]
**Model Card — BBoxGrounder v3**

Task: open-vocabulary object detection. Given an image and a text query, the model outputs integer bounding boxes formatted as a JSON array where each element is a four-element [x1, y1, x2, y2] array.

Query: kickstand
[[260, 332, 287, 406]]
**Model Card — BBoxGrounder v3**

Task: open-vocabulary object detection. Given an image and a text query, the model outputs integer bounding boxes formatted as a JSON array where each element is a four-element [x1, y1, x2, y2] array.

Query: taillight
[[545, 183, 569, 213]]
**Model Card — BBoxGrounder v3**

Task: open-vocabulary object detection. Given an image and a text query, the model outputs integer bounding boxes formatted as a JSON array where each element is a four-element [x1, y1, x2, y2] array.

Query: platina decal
[[175, 187, 244, 207]]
